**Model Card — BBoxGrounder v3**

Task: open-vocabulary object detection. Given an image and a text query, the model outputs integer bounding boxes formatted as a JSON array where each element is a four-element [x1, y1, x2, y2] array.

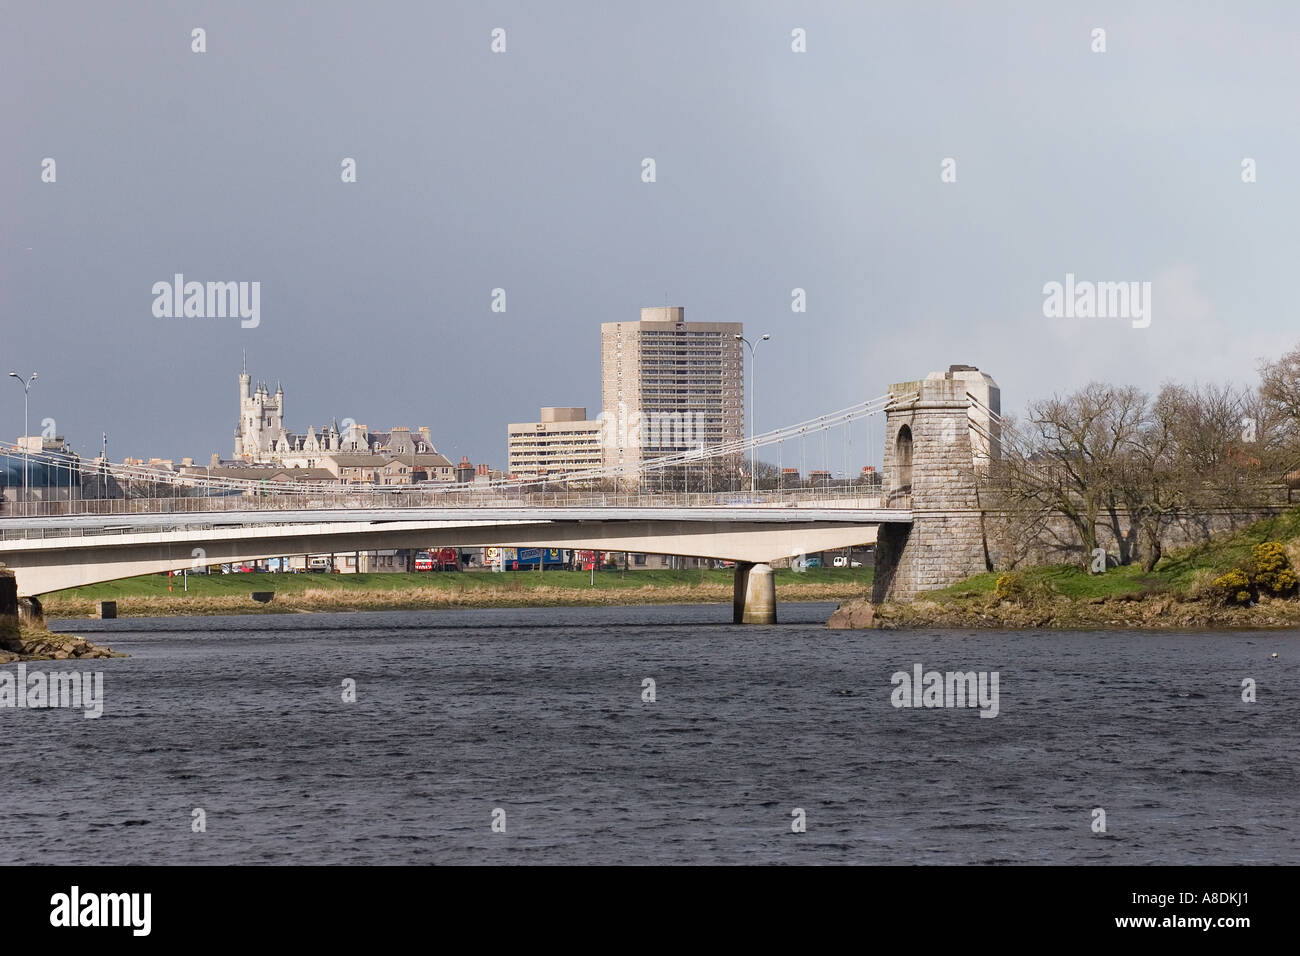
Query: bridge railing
[[0, 486, 887, 538]]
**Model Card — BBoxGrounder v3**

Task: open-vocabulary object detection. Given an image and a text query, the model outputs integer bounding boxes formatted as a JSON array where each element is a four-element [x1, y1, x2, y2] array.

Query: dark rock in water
[[827, 599, 876, 629], [2, 626, 123, 661]]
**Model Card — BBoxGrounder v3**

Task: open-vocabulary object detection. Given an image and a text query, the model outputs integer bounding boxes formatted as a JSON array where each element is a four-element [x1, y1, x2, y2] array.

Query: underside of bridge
[[0, 516, 887, 624]]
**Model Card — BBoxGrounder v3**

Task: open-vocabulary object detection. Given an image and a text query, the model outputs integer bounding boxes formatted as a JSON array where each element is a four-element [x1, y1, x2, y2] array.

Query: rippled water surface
[[3, 604, 1297, 864]]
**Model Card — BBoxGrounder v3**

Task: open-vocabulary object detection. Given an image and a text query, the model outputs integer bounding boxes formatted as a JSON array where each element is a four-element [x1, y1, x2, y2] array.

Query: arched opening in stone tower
[[895, 425, 913, 497]]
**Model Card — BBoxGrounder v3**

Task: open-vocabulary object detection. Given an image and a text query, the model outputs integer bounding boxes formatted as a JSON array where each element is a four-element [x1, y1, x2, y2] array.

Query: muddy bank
[[828, 593, 1300, 630]]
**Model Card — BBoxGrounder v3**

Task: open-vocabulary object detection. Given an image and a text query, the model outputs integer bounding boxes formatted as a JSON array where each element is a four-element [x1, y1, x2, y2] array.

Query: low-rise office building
[[507, 407, 604, 481]]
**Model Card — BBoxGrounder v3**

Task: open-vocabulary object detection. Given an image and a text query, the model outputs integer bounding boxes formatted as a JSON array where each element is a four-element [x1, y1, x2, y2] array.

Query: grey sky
[[3, 1, 1297, 469]]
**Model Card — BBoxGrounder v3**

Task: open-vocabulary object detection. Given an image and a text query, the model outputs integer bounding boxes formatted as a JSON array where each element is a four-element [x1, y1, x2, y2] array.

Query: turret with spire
[[236, 356, 285, 459]]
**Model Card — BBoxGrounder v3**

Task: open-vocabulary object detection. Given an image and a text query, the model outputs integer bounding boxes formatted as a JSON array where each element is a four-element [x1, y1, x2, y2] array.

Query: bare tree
[[983, 365, 1292, 573], [997, 383, 1147, 566], [1258, 344, 1300, 481], [1258, 343, 1300, 424], [1114, 386, 1186, 571], [1159, 381, 1269, 508]]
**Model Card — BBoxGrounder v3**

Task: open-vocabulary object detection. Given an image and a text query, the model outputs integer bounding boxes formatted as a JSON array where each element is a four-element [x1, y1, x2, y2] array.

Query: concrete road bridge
[[0, 367, 1001, 623]]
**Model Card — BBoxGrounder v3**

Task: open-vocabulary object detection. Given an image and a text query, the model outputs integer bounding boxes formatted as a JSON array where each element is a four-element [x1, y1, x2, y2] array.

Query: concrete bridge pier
[[18, 595, 43, 626], [733, 561, 777, 624], [17, 595, 42, 624], [1, 569, 18, 644], [2, 568, 41, 627]]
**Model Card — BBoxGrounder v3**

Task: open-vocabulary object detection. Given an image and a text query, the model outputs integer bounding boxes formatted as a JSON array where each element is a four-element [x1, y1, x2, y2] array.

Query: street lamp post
[[734, 334, 770, 494], [8, 370, 37, 512]]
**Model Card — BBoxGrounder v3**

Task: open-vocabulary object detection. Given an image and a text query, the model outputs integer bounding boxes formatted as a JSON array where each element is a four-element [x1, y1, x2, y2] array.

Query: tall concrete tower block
[[872, 365, 1000, 603], [599, 307, 744, 486]]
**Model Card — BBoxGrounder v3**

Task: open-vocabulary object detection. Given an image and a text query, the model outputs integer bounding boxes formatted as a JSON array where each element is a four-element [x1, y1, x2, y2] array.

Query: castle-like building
[[227, 359, 455, 483], [233, 360, 289, 459]]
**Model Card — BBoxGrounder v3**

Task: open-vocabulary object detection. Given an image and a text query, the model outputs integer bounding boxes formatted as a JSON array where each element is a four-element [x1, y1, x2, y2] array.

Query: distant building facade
[[600, 307, 744, 482], [0, 435, 82, 504], [507, 407, 604, 480], [223, 360, 456, 482]]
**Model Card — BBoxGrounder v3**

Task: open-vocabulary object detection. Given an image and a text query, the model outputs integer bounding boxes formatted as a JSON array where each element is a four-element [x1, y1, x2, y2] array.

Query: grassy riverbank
[[40, 567, 874, 618], [838, 506, 1300, 629]]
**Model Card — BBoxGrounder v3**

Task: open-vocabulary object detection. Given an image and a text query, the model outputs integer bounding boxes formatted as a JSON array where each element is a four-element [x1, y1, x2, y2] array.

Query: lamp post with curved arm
[[733, 334, 770, 494], [8, 370, 37, 511]]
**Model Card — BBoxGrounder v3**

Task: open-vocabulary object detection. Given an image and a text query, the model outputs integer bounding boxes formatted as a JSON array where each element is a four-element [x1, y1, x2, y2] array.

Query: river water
[[3, 603, 1296, 864]]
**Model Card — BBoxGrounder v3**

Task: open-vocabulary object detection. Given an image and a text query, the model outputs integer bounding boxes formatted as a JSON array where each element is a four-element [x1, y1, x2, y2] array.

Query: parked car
[[803, 556, 822, 568], [832, 556, 863, 568]]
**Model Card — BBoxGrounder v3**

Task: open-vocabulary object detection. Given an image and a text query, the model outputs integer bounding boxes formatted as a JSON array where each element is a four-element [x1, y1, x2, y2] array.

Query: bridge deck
[[0, 506, 913, 540]]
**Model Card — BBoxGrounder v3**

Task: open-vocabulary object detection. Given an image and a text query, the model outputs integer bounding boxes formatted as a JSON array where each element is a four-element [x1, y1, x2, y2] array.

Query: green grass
[[43, 566, 873, 600], [1155, 508, 1300, 588], [926, 564, 1160, 603], [924, 504, 1300, 604]]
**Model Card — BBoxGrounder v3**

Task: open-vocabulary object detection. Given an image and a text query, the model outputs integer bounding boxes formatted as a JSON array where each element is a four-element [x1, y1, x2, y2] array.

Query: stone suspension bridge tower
[[871, 365, 1001, 603]]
